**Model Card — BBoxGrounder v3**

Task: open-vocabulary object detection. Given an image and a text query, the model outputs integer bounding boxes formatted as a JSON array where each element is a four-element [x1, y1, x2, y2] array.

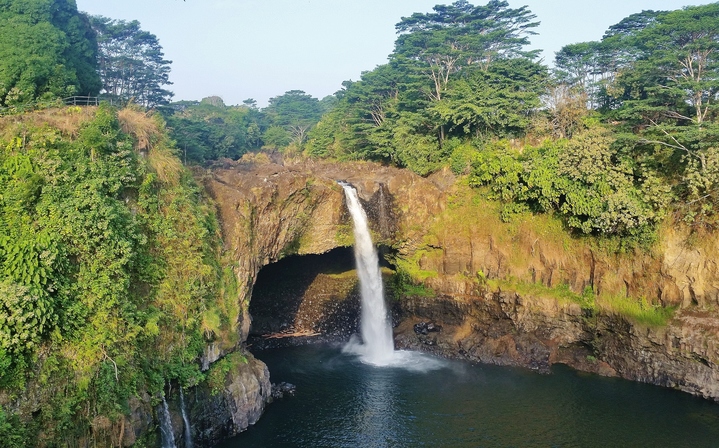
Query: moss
[[391, 266, 435, 300], [484, 275, 674, 327], [335, 222, 354, 247], [597, 295, 676, 327], [206, 352, 248, 396], [487, 277, 596, 309]]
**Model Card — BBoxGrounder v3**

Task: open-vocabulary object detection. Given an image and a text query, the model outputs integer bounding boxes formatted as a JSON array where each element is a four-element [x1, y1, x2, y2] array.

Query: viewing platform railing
[[0, 96, 105, 116]]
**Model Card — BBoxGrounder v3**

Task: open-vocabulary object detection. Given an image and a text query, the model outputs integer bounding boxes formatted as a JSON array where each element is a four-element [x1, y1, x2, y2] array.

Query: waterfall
[[159, 395, 177, 448], [340, 182, 395, 365], [180, 388, 193, 448]]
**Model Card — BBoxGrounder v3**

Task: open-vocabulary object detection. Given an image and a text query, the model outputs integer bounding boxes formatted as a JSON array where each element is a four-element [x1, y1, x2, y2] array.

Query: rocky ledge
[[395, 293, 719, 401]]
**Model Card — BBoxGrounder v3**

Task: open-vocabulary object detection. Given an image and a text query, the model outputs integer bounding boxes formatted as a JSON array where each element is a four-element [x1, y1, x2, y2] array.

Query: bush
[[467, 127, 670, 242]]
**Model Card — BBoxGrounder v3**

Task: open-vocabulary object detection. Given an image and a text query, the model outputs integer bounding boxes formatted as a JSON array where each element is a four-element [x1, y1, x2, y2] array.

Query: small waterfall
[[159, 395, 177, 448], [180, 388, 193, 448], [340, 182, 395, 365]]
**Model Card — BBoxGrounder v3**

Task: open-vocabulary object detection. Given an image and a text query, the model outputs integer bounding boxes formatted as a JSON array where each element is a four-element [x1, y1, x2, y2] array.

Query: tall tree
[[600, 4, 719, 227], [554, 11, 663, 110], [163, 97, 266, 162], [553, 41, 613, 108], [0, 0, 100, 106], [89, 16, 173, 107], [392, 0, 539, 102], [603, 4, 719, 128]]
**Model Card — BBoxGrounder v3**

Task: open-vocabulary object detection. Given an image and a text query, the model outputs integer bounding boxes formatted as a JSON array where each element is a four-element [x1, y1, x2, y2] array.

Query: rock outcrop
[[395, 293, 719, 401], [199, 155, 719, 430], [117, 352, 270, 447], [188, 353, 271, 446]]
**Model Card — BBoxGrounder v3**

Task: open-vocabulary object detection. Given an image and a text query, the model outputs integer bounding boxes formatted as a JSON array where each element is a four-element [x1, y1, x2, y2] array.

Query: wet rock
[[271, 382, 297, 400], [189, 353, 271, 446], [413, 321, 442, 335]]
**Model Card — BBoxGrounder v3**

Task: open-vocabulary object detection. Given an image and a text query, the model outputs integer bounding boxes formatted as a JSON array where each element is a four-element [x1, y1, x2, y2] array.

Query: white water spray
[[340, 182, 447, 372], [340, 183, 395, 365], [159, 395, 177, 448], [180, 388, 193, 448]]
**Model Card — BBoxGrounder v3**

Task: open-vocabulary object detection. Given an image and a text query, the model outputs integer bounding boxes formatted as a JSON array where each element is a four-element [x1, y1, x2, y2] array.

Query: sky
[[76, 0, 714, 107]]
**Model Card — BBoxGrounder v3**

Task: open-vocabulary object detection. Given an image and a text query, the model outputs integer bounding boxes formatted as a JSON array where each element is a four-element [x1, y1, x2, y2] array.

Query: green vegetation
[[305, 0, 547, 175], [162, 96, 265, 163], [0, 105, 240, 444], [465, 127, 670, 246], [486, 278, 596, 310], [391, 266, 436, 300], [305, 1, 719, 238], [597, 295, 677, 327], [0, 0, 100, 107], [159, 90, 330, 163], [206, 352, 247, 396], [1, 0, 715, 442], [89, 15, 173, 107]]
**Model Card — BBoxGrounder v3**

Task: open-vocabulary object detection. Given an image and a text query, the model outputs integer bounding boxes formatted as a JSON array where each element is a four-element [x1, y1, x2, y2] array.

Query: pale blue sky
[[76, 0, 713, 106]]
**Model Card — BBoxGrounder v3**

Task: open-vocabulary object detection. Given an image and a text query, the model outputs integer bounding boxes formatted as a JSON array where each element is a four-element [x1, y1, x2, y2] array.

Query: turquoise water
[[220, 345, 719, 448]]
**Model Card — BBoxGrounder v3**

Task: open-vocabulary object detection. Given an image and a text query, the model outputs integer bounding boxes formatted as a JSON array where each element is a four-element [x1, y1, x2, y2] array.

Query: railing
[[62, 96, 100, 106], [0, 96, 104, 116]]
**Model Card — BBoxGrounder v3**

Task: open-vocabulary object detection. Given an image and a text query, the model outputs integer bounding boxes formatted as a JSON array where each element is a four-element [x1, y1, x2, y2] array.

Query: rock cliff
[[199, 155, 719, 440]]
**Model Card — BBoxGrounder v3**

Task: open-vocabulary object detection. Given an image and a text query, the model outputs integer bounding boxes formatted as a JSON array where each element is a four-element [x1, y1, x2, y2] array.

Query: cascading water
[[340, 182, 395, 365], [180, 388, 193, 448], [159, 395, 177, 448]]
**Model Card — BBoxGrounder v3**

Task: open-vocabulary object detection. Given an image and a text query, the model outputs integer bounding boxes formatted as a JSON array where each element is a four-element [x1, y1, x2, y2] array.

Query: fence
[[62, 96, 100, 106], [0, 96, 103, 116]]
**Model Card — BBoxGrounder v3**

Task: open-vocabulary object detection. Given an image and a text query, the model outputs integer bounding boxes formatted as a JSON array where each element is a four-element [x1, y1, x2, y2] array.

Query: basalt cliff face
[[200, 156, 719, 435]]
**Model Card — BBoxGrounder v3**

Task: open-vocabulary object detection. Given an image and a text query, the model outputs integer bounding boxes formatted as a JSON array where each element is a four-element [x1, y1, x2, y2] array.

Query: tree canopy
[[393, 0, 540, 102], [162, 97, 265, 162], [89, 15, 173, 107], [0, 0, 100, 106]]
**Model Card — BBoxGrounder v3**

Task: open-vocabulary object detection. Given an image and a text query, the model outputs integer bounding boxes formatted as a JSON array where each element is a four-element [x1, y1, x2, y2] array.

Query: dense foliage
[[161, 90, 329, 162], [0, 0, 100, 107], [305, 0, 547, 175], [0, 106, 239, 444], [163, 96, 265, 162], [552, 3, 719, 231], [302, 1, 719, 236]]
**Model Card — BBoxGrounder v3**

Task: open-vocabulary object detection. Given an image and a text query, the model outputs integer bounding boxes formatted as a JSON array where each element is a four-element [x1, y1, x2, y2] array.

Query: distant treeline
[[163, 1, 719, 240]]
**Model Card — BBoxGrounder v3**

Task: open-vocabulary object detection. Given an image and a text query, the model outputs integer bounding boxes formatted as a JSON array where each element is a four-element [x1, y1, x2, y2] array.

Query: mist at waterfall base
[[220, 345, 719, 448], [339, 183, 442, 371]]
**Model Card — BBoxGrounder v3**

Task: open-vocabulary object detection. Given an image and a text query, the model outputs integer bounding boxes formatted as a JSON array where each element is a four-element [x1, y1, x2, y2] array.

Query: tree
[[393, 0, 539, 102], [554, 11, 663, 110], [263, 90, 324, 147], [163, 97, 266, 162], [435, 58, 547, 138], [553, 41, 614, 108], [0, 0, 100, 106], [89, 15, 173, 107]]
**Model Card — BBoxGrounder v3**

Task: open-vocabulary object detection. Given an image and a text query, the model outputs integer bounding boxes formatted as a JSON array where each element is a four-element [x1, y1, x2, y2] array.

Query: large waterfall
[[340, 183, 395, 365]]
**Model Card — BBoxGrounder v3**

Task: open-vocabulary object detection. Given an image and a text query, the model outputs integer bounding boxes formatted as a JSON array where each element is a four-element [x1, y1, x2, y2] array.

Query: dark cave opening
[[248, 246, 395, 347]]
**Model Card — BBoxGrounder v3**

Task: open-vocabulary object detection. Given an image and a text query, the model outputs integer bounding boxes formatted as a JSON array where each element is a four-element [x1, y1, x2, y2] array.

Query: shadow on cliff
[[248, 246, 396, 346]]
